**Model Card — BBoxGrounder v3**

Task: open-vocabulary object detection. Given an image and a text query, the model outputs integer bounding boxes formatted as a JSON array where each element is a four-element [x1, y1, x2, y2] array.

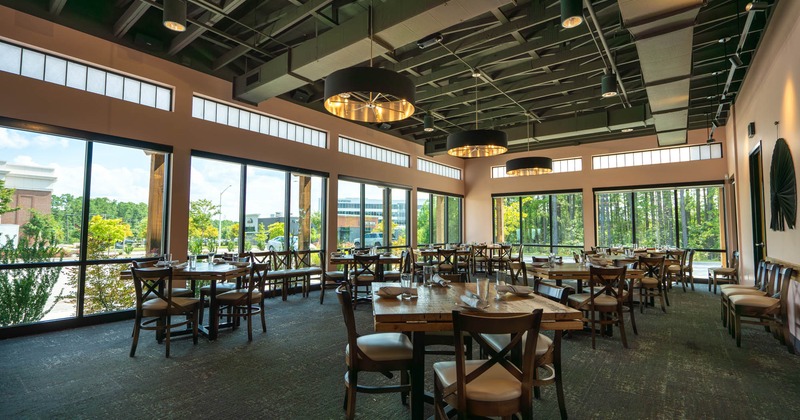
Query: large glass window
[[0, 125, 168, 330], [337, 180, 409, 250], [245, 167, 285, 253], [417, 191, 462, 246], [189, 158, 241, 255], [291, 173, 324, 251], [493, 192, 583, 257]]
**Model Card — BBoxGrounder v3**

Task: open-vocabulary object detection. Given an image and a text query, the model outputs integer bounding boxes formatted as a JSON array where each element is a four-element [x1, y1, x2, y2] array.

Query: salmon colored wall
[[0, 6, 465, 260], [464, 129, 729, 246], [725, 0, 800, 345]]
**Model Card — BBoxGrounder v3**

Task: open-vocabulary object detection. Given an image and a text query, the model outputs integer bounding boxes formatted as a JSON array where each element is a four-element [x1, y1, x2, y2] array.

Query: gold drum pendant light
[[506, 115, 552, 176], [446, 74, 508, 158], [163, 0, 187, 32]]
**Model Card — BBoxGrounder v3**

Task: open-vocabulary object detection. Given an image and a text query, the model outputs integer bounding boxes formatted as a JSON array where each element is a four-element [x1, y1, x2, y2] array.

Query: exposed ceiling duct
[[233, 0, 508, 104], [618, 0, 703, 147]]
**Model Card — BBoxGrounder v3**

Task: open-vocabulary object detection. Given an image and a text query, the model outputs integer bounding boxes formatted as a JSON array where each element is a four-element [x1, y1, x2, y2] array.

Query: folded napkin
[[155, 260, 179, 267], [431, 274, 450, 287], [377, 286, 418, 298], [496, 284, 533, 295], [172, 262, 188, 270], [460, 291, 487, 309], [212, 258, 226, 264]]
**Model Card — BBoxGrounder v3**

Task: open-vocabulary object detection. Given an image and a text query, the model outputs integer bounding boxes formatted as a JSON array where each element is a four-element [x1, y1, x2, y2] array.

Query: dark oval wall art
[[769, 138, 796, 231]]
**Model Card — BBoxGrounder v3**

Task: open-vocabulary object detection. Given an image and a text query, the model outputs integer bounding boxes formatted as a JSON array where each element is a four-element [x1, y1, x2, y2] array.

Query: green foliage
[[50, 193, 83, 244], [50, 194, 148, 244], [417, 198, 430, 244], [188, 199, 220, 252], [254, 223, 267, 250], [21, 210, 63, 245], [0, 179, 19, 216], [0, 235, 63, 327], [123, 243, 134, 255], [86, 215, 132, 257], [267, 222, 285, 240], [495, 193, 583, 256], [188, 238, 204, 255]]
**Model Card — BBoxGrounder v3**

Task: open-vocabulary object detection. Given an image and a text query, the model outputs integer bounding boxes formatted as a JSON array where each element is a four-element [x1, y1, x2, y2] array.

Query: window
[[417, 191, 462, 245], [493, 192, 583, 257], [592, 143, 722, 170], [0, 124, 169, 329], [337, 180, 409, 249], [189, 158, 241, 255], [339, 137, 409, 167], [417, 158, 461, 180], [0, 40, 172, 111], [595, 185, 727, 277], [191, 96, 327, 148], [291, 173, 324, 252], [491, 158, 582, 178]]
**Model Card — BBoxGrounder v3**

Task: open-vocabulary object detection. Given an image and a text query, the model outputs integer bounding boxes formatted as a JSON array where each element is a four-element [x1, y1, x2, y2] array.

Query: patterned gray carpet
[[1, 287, 799, 419]]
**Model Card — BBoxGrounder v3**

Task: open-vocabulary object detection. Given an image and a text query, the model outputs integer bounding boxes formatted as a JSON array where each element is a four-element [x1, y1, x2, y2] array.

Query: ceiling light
[[601, 72, 618, 98], [471, 69, 482, 78], [417, 33, 443, 49], [163, 0, 187, 32], [745, 2, 768, 11], [323, 2, 415, 123], [621, 128, 634, 133], [447, 77, 508, 158], [506, 156, 553, 176], [729, 53, 744, 68], [423, 113, 435, 132], [561, 0, 583, 29]]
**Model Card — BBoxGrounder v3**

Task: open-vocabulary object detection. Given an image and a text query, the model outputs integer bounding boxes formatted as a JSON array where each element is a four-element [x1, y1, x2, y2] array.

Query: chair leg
[[617, 307, 628, 349], [628, 303, 638, 335], [130, 316, 141, 357], [400, 369, 409, 405], [345, 371, 358, 420], [658, 287, 666, 313], [734, 311, 742, 347], [192, 308, 199, 345], [247, 307, 254, 342], [320, 282, 326, 304], [165, 315, 172, 358], [260, 301, 267, 333]]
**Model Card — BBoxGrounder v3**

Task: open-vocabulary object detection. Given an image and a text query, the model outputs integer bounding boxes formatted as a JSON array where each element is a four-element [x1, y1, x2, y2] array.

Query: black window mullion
[[239, 165, 247, 253], [630, 192, 637, 246], [360, 184, 366, 248], [77, 141, 94, 319], [674, 189, 680, 248]]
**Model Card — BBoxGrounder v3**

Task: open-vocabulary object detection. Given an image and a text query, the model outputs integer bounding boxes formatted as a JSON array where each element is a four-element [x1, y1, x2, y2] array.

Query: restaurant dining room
[[1, 0, 800, 418]]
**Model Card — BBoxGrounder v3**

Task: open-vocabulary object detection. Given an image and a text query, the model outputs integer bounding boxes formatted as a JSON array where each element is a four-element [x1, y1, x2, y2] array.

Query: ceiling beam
[[113, 0, 150, 38], [168, 0, 247, 56], [49, 0, 67, 15]]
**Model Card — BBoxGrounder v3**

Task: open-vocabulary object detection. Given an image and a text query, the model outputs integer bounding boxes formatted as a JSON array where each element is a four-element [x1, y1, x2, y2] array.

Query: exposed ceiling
[[2, 0, 775, 154]]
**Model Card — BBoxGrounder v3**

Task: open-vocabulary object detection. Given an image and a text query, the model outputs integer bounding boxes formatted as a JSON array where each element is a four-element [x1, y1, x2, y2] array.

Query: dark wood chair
[[130, 264, 200, 358], [214, 261, 268, 341], [709, 250, 740, 294], [489, 244, 512, 274], [383, 249, 410, 281], [720, 260, 773, 327], [350, 254, 382, 308], [321, 252, 345, 304], [294, 250, 323, 298], [729, 266, 794, 350], [636, 255, 667, 313], [436, 248, 457, 274], [471, 244, 489, 274], [433, 309, 544, 420], [337, 283, 412, 419], [567, 265, 630, 349]]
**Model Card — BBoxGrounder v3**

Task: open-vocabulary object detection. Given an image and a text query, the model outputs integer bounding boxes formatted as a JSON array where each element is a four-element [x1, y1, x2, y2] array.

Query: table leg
[[411, 331, 426, 420], [209, 280, 218, 340], [554, 330, 567, 419]]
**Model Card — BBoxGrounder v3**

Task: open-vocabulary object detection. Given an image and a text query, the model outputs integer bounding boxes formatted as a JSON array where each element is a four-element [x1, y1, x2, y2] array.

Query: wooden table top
[[329, 254, 401, 263], [528, 262, 644, 280], [372, 281, 583, 333], [121, 262, 249, 280]]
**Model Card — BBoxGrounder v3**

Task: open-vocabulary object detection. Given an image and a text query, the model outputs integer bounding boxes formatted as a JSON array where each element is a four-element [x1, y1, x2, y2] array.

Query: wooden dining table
[[528, 262, 644, 293], [329, 253, 401, 278], [372, 280, 583, 420], [122, 261, 249, 340]]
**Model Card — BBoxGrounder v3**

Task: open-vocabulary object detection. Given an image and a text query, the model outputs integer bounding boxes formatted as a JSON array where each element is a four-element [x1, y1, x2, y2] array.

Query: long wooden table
[[372, 281, 583, 420], [123, 262, 249, 340], [528, 262, 644, 292]]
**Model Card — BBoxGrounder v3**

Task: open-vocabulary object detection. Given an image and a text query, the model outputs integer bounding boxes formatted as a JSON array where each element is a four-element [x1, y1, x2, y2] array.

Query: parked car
[[354, 232, 383, 248], [268, 236, 298, 251]]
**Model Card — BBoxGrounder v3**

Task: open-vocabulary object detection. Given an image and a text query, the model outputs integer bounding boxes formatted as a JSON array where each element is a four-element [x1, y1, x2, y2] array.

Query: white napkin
[[172, 262, 188, 270], [496, 284, 533, 295], [155, 260, 179, 267], [377, 286, 418, 297], [212, 258, 226, 264], [431, 274, 450, 287], [460, 291, 486, 309]]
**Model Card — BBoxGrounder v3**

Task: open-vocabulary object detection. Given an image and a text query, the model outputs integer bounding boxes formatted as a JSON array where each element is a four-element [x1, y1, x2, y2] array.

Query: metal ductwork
[[233, 0, 508, 104], [424, 105, 653, 156], [618, 0, 703, 147]]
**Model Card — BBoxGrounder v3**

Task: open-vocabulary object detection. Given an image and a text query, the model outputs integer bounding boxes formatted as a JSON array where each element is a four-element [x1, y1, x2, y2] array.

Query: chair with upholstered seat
[[636, 255, 667, 313], [729, 266, 794, 349], [567, 265, 630, 349], [719, 261, 774, 328], [471, 244, 489, 274], [337, 283, 412, 419], [433, 309, 543, 420], [214, 261, 268, 341], [709, 250, 739, 294], [383, 249, 410, 281], [436, 248, 457, 274], [489, 244, 512, 274], [350, 254, 382, 308], [295, 250, 323, 298], [663, 249, 685, 297], [321, 252, 347, 304], [130, 264, 200, 358]]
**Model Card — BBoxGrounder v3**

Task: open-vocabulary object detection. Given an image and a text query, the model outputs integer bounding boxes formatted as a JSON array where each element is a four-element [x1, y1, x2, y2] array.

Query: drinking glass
[[208, 252, 215, 265], [423, 265, 434, 287], [188, 255, 197, 269], [400, 274, 412, 299], [476, 277, 489, 301]]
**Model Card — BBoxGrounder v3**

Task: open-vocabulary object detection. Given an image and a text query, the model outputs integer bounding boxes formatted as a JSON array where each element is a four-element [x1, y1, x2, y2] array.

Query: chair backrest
[[509, 261, 528, 286], [495, 244, 512, 259], [294, 250, 321, 269], [764, 263, 783, 296], [451, 309, 543, 417], [398, 249, 412, 274], [533, 280, 573, 304], [753, 260, 769, 290], [684, 249, 695, 269], [776, 267, 795, 316], [272, 251, 293, 270], [436, 248, 457, 272], [637, 255, 665, 279], [666, 249, 686, 266], [587, 265, 627, 305], [730, 250, 740, 272], [246, 262, 269, 295], [250, 251, 271, 265], [336, 283, 361, 368], [472, 245, 488, 259], [130, 264, 180, 311], [352, 254, 380, 282]]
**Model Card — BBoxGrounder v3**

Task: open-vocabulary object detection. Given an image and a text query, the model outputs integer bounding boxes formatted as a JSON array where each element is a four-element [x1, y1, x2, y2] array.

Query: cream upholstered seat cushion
[[568, 293, 619, 307], [200, 283, 236, 293], [721, 288, 765, 298], [142, 297, 199, 315], [639, 277, 660, 287], [711, 267, 736, 275], [666, 264, 681, 272], [720, 284, 755, 290], [728, 294, 779, 308], [481, 332, 552, 357], [433, 360, 521, 402], [216, 289, 263, 303], [346, 333, 413, 364]]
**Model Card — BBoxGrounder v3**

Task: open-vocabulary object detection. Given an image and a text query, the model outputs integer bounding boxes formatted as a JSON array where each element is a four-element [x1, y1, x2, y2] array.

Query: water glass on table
[[188, 255, 197, 270], [400, 274, 413, 299], [207, 252, 215, 265]]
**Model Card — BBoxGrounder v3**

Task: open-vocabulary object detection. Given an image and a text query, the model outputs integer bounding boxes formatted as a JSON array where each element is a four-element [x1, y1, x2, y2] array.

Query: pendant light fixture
[[423, 113, 435, 132], [446, 76, 508, 158], [561, 0, 584, 29], [601, 72, 618, 97], [323, 1, 415, 123], [506, 115, 553, 176], [163, 0, 187, 32]]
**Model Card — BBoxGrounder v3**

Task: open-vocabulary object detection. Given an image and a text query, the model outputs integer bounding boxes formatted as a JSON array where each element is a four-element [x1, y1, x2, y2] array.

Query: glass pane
[[492, 197, 508, 243], [338, 180, 361, 249], [0, 126, 88, 325], [417, 191, 431, 245], [677, 186, 725, 267], [553, 193, 583, 257], [634, 190, 677, 248], [447, 196, 461, 244], [65, 62, 87, 90], [20, 49, 45, 80], [521, 195, 549, 249], [155, 87, 171, 111], [86, 68, 105, 95], [43, 56, 67, 85], [596, 192, 633, 246], [390, 188, 408, 247], [189, 157, 241, 255], [291, 174, 323, 251], [364, 184, 384, 247], [122, 78, 141, 103], [105, 73, 123, 99], [245, 166, 285, 253], [0, 42, 22, 74], [139, 83, 156, 108]]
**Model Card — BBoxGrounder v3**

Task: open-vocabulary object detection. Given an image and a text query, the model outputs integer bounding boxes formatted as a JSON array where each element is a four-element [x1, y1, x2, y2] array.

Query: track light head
[[423, 114, 435, 132], [745, 2, 769, 12], [560, 0, 583, 29], [729, 53, 744, 68], [601, 73, 618, 98]]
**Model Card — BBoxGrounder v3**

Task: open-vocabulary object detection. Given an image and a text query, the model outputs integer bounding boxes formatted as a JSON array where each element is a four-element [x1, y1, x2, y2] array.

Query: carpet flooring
[[1, 287, 800, 419]]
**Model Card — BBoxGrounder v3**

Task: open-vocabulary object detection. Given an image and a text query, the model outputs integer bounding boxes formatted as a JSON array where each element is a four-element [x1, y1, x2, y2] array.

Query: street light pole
[[218, 184, 232, 250]]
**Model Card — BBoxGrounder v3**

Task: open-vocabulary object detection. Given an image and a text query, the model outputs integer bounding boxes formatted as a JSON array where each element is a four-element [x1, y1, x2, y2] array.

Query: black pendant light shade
[[324, 67, 415, 123], [561, 0, 584, 28], [163, 0, 187, 32], [601, 73, 618, 97], [423, 113, 435, 132], [446, 129, 508, 158], [506, 156, 553, 176]]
